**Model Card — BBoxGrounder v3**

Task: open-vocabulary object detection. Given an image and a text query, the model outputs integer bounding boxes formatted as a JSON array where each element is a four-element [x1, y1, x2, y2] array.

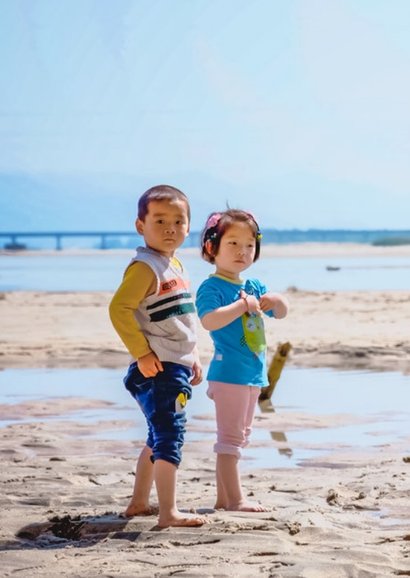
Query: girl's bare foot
[[122, 502, 158, 518], [226, 500, 270, 512], [157, 511, 207, 528]]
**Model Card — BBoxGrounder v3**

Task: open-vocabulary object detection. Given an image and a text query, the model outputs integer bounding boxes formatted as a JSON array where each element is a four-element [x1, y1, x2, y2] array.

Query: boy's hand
[[190, 361, 203, 386], [137, 352, 164, 377]]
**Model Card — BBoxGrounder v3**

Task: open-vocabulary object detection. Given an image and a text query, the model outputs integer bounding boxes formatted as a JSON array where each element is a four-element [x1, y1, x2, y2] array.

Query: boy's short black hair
[[138, 185, 191, 222]]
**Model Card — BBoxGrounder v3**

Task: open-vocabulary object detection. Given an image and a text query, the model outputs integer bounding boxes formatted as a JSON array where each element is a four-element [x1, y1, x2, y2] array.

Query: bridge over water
[[0, 231, 200, 250], [0, 231, 136, 250]]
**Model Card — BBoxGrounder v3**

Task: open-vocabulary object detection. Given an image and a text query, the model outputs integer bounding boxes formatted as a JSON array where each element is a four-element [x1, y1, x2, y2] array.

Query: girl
[[195, 209, 289, 512]]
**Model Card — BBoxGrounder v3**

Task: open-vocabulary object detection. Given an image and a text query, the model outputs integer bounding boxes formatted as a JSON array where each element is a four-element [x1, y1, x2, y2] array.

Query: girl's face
[[213, 222, 256, 280]]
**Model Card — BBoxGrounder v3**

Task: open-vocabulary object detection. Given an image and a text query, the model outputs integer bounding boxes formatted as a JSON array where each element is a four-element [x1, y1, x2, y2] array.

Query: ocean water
[[0, 251, 409, 292]]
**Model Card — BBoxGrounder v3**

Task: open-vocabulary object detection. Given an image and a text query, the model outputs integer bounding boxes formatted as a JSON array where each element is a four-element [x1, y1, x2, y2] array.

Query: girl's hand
[[190, 361, 203, 386], [137, 352, 164, 377], [259, 292, 289, 319], [240, 290, 261, 315]]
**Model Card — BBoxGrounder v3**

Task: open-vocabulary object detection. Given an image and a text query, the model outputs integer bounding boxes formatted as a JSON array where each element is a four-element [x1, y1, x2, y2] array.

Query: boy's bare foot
[[157, 512, 207, 528], [122, 503, 159, 518]]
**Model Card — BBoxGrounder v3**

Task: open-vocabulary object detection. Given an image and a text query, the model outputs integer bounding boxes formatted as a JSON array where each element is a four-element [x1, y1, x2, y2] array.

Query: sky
[[1, 0, 410, 231]]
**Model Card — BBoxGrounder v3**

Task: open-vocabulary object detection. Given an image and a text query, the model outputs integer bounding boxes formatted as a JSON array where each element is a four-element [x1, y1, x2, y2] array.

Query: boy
[[109, 184, 205, 528]]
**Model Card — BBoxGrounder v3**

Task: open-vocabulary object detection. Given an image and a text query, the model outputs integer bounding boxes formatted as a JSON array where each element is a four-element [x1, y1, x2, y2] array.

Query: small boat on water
[[326, 265, 341, 272]]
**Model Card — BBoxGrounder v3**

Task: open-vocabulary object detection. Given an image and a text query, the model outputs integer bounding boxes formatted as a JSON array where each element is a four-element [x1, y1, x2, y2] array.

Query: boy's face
[[136, 199, 190, 257]]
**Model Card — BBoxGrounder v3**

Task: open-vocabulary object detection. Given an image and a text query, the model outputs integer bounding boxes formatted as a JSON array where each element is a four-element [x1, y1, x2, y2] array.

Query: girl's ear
[[205, 239, 214, 256]]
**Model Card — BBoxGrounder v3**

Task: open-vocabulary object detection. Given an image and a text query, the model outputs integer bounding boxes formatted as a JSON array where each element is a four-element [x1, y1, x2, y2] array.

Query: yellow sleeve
[[109, 261, 156, 360]]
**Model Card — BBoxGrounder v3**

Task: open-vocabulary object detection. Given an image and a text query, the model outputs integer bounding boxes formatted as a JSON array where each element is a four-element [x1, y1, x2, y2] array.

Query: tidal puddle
[[0, 366, 409, 468]]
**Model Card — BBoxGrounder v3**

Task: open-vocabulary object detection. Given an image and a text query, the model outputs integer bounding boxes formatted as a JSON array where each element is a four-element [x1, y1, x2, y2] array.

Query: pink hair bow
[[206, 213, 221, 229]]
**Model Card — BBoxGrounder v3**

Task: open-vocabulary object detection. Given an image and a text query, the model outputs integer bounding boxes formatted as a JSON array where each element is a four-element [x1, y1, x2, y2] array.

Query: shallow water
[[1, 366, 408, 468]]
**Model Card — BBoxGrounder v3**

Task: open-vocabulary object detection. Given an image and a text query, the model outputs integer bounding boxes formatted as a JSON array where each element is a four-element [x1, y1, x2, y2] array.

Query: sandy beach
[[1, 287, 409, 374], [1, 244, 409, 577]]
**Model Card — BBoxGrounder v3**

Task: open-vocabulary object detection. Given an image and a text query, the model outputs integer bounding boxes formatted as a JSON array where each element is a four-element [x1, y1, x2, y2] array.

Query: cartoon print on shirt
[[240, 281, 266, 355], [241, 312, 266, 354]]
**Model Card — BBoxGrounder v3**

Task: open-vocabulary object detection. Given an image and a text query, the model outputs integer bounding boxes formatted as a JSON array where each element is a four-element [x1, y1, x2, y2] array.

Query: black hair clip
[[204, 226, 218, 242]]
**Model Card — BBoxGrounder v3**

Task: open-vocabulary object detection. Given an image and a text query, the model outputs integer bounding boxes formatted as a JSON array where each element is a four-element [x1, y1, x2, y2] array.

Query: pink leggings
[[207, 381, 260, 459]]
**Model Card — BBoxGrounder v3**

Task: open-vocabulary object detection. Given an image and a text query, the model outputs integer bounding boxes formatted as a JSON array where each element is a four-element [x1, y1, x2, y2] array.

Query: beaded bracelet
[[241, 294, 249, 312]]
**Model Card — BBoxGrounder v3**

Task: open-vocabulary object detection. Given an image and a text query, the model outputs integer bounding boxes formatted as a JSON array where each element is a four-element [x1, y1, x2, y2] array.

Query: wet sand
[[1, 400, 409, 577]]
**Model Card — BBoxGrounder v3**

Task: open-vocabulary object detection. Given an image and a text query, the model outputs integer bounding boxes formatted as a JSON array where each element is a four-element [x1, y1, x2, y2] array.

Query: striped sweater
[[129, 247, 197, 368]]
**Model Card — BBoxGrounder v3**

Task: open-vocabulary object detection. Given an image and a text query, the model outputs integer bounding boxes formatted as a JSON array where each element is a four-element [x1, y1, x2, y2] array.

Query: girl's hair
[[201, 209, 262, 263], [138, 185, 190, 222]]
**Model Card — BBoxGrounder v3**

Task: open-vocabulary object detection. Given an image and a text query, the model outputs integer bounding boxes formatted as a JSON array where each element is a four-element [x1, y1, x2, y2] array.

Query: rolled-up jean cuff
[[150, 453, 180, 467]]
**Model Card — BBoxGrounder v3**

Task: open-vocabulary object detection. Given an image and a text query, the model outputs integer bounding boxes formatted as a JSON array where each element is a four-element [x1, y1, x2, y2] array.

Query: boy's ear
[[135, 218, 144, 235]]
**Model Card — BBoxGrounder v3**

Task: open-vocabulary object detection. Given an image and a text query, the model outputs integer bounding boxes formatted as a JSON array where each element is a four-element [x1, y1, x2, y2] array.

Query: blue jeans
[[123, 361, 193, 466]]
